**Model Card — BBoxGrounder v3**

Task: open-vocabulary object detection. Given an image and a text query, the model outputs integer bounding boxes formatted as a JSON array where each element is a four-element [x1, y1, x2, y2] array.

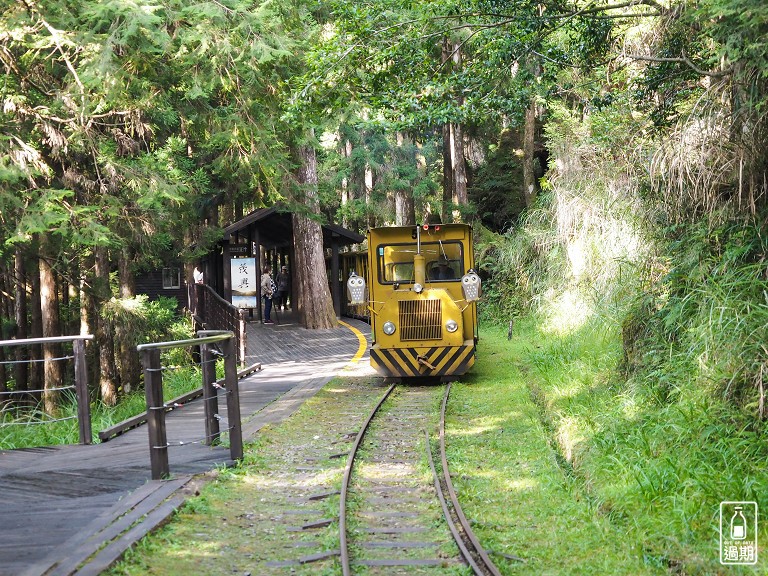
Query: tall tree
[[38, 240, 63, 413], [13, 247, 29, 394], [291, 135, 337, 329]]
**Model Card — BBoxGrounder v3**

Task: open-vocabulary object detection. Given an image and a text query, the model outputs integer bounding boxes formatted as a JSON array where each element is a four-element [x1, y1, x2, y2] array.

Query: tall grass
[[475, 97, 768, 571], [624, 218, 768, 418], [524, 314, 768, 573], [0, 300, 201, 450], [476, 102, 652, 326], [0, 365, 203, 450]]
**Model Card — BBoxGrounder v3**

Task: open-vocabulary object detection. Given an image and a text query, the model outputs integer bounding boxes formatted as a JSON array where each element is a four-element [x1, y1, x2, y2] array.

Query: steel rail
[[440, 382, 503, 576], [424, 427, 484, 575], [339, 383, 396, 576]]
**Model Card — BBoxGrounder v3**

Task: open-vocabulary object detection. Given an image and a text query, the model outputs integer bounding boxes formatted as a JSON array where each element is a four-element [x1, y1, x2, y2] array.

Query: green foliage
[[624, 216, 768, 418], [468, 132, 526, 231], [639, 0, 768, 125], [523, 315, 768, 573], [450, 323, 663, 574], [317, 122, 441, 229], [0, 0, 301, 283], [102, 295, 194, 366]]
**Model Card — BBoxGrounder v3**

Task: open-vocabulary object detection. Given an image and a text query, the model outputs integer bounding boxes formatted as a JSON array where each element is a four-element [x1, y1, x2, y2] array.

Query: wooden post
[[221, 336, 243, 462], [73, 339, 92, 445], [238, 309, 246, 368], [200, 342, 220, 445], [331, 240, 341, 318], [223, 244, 232, 303], [141, 348, 169, 480], [253, 227, 262, 322]]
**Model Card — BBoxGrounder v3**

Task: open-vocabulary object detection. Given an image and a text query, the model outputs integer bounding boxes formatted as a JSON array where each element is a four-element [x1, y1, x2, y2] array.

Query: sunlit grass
[[472, 314, 768, 574], [447, 320, 656, 575]]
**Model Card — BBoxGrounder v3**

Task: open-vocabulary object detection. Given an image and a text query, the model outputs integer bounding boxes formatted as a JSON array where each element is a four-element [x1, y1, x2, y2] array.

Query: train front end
[[348, 223, 480, 380]]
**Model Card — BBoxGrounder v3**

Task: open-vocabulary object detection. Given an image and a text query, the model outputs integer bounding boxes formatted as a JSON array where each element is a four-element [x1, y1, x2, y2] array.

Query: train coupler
[[417, 355, 436, 370]]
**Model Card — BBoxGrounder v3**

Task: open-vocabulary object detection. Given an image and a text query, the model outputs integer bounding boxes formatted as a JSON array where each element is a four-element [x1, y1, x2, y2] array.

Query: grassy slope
[[450, 319, 767, 575], [449, 321, 658, 575], [106, 317, 766, 575]]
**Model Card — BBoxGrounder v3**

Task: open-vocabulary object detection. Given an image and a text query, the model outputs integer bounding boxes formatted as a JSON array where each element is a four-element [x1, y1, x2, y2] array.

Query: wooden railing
[[0, 335, 94, 445], [137, 331, 244, 480], [193, 283, 247, 366], [97, 362, 261, 443]]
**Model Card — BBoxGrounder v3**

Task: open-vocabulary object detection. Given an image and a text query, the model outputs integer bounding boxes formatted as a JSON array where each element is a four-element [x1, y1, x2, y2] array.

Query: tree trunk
[[441, 39, 454, 223], [350, 139, 366, 233], [13, 247, 29, 393], [451, 40, 468, 216], [39, 248, 63, 414], [394, 190, 415, 226], [522, 95, 538, 208], [117, 248, 139, 394], [291, 137, 337, 329], [451, 122, 468, 211], [95, 247, 118, 405], [395, 132, 416, 226], [341, 137, 352, 229], [118, 248, 135, 298], [29, 253, 43, 403], [0, 264, 9, 399], [442, 123, 453, 223], [80, 254, 99, 394], [365, 163, 375, 229]]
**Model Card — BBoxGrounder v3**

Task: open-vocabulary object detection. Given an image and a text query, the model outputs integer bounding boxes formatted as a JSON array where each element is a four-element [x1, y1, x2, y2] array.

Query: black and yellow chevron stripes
[[370, 345, 475, 377]]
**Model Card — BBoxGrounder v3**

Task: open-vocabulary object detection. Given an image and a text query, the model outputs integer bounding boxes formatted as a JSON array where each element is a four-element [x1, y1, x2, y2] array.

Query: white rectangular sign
[[720, 501, 758, 565], [231, 257, 258, 308]]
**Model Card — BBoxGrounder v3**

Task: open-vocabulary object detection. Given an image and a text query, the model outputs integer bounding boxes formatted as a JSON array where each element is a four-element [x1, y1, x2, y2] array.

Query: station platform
[[0, 313, 371, 576]]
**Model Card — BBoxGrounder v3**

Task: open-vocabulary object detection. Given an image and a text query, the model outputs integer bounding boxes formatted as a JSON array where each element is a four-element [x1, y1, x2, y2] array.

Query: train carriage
[[347, 223, 481, 380]]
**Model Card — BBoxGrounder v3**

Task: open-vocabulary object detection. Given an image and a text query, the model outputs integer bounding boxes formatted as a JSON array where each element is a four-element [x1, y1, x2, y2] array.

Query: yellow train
[[347, 223, 481, 379]]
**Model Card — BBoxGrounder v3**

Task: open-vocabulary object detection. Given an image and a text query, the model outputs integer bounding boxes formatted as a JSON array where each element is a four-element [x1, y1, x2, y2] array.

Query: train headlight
[[347, 272, 366, 305], [461, 269, 481, 302], [446, 320, 458, 333], [413, 282, 423, 294], [382, 321, 396, 336]]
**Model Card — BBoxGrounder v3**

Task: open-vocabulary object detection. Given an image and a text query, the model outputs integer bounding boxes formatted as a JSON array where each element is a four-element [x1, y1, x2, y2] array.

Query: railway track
[[339, 383, 503, 575]]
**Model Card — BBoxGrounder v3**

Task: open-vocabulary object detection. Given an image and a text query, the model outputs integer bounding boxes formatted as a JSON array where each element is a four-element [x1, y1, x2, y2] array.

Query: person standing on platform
[[276, 265, 290, 310], [261, 265, 275, 324]]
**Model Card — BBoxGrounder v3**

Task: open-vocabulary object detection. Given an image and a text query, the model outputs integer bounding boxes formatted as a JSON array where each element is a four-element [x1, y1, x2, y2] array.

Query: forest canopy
[[1, 0, 767, 410]]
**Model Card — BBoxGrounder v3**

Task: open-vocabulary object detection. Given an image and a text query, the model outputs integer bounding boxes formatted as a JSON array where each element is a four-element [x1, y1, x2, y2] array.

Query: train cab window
[[377, 242, 463, 283], [428, 259, 460, 281], [389, 262, 414, 281]]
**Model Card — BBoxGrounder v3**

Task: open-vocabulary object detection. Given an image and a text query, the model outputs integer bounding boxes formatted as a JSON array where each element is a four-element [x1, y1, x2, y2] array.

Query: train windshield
[[377, 241, 464, 283]]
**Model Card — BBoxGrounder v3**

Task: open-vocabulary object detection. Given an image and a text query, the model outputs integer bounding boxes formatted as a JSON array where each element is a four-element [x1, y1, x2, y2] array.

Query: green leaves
[[0, 0, 310, 275]]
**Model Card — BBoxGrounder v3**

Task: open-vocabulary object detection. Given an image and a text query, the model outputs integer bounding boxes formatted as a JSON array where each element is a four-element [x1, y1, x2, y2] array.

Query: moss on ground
[[110, 318, 766, 575]]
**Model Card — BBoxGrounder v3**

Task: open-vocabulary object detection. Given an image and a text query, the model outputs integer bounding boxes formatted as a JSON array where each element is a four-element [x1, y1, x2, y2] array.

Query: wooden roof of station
[[222, 206, 364, 249]]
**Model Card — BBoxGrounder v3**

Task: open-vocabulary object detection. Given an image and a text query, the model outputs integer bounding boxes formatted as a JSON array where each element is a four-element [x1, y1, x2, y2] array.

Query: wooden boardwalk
[[0, 313, 370, 576]]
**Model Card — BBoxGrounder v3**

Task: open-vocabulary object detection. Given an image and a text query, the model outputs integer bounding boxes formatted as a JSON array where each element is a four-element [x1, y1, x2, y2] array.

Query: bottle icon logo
[[720, 501, 758, 565], [730, 506, 747, 540]]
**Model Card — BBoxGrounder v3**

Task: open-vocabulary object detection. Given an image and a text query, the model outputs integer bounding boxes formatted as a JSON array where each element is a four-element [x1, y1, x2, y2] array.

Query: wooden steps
[[20, 476, 195, 576]]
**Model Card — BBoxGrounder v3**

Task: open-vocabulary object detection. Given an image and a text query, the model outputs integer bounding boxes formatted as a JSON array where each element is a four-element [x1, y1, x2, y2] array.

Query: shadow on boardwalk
[[0, 313, 369, 576]]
